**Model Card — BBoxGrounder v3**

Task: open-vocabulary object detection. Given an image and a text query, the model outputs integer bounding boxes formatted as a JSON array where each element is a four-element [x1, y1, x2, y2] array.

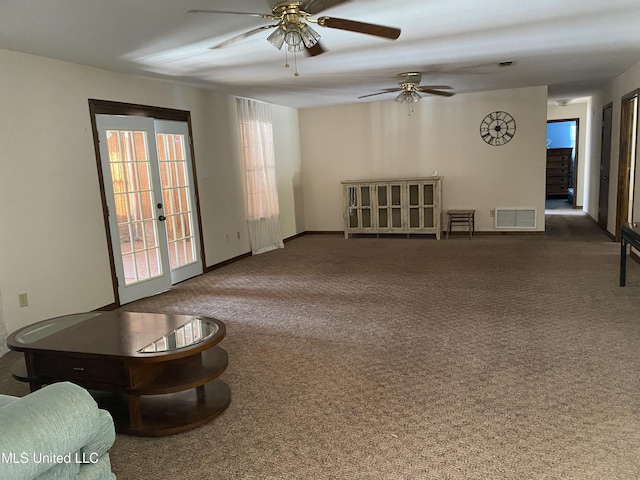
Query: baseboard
[[302, 231, 344, 235], [95, 302, 118, 311], [204, 252, 252, 273], [452, 231, 545, 236]]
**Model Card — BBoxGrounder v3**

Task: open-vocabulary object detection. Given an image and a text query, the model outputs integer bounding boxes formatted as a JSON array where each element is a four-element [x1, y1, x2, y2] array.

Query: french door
[[96, 115, 202, 304]]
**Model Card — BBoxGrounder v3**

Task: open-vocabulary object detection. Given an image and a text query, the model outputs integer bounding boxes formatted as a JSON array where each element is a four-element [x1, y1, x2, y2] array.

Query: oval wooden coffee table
[[7, 311, 230, 436]]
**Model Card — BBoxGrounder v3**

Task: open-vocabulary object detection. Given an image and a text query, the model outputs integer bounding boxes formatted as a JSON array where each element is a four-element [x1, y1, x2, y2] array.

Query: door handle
[[158, 215, 166, 222], [603, 176, 608, 180]]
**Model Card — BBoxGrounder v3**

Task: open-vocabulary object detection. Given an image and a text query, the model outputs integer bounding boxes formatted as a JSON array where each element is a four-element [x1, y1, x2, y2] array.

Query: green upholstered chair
[[0, 381, 116, 480]]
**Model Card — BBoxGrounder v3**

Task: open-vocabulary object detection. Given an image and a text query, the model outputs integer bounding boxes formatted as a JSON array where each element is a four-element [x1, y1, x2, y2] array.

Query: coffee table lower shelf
[[92, 379, 231, 436]]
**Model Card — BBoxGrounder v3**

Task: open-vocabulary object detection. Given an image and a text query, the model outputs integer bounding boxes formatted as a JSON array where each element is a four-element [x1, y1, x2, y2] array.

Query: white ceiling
[[2, 0, 640, 109]]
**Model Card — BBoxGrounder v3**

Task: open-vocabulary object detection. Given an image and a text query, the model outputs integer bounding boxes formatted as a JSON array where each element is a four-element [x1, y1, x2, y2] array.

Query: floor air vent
[[495, 208, 537, 229]]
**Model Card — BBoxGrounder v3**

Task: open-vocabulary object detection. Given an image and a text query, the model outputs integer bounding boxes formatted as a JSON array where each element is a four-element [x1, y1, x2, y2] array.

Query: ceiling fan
[[189, 1, 401, 59], [358, 72, 455, 103]]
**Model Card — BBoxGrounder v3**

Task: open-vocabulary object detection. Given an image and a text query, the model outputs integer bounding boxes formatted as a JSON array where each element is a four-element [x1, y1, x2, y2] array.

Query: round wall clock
[[480, 111, 516, 146]]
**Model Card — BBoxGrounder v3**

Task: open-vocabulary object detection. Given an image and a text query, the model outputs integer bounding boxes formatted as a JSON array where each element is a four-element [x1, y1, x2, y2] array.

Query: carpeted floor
[[3, 211, 640, 479]]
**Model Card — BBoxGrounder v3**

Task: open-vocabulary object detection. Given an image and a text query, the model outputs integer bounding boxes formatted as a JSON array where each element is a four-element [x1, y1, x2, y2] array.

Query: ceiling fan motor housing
[[397, 72, 422, 87]]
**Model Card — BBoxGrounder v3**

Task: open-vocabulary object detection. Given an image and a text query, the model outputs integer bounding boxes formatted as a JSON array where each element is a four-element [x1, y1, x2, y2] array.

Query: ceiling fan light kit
[[396, 90, 421, 103]]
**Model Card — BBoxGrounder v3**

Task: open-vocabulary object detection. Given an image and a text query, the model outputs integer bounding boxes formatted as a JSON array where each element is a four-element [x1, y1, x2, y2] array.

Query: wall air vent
[[495, 208, 537, 229]]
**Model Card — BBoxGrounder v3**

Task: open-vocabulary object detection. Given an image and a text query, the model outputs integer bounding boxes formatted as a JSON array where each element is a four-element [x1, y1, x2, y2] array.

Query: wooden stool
[[446, 209, 475, 238]]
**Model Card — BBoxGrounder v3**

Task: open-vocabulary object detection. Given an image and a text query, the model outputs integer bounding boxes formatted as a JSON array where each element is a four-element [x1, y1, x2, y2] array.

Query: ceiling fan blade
[[300, 0, 350, 15], [417, 87, 455, 97], [417, 85, 454, 90], [188, 9, 275, 20], [317, 17, 401, 40], [210, 25, 279, 49], [305, 41, 326, 57], [358, 89, 402, 99]]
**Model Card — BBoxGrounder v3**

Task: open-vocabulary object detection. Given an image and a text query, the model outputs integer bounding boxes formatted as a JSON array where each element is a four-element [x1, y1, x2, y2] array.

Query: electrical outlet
[[237, 231, 241, 240], [490, 209, 495, 218], [18, 293, 29, 307], [225, 233, 229, 243]]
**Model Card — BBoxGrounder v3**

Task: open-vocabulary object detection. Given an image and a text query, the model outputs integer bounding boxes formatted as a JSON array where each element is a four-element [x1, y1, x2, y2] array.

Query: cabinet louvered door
[[375, 183, 403, 232], [344, 184, 374, 237], [407, 181, 436, 230]]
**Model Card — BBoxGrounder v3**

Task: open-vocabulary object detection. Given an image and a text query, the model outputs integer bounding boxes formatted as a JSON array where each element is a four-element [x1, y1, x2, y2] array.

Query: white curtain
[[236, 98, 284, 255], [0, 292, 8, 358]]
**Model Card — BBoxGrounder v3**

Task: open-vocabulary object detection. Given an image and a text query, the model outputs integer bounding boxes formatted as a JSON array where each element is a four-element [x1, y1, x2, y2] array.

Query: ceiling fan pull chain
[[294, 51, 299, 77]]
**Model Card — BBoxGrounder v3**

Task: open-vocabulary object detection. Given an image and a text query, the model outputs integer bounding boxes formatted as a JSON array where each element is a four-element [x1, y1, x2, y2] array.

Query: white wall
[[299, 86, 548, 232], [0, 49, 303, 334], [273, 105, 306, 236], [579, 90, 614, 224], [602, 58, 640, 235]]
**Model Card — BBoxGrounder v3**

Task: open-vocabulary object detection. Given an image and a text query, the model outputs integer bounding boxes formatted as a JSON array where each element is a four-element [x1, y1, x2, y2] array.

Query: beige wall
[[609, 62, 640, 232], [0, 49, 302, 334], [598, 58, 640, 235], [299, 86, 549, 232], [273, 105, 306, 236], [3, 45, 638, 336]]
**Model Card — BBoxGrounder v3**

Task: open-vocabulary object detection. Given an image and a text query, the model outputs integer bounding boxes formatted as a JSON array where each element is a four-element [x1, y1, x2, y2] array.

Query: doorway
[[90, 100, 204, 305], [546, 119, 579, 208]]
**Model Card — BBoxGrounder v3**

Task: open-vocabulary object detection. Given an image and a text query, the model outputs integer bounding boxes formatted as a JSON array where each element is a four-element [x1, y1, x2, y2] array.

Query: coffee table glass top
[[138, 317, 219, 353], [14, 312, 103, 344], [8, 311, 225, 358]]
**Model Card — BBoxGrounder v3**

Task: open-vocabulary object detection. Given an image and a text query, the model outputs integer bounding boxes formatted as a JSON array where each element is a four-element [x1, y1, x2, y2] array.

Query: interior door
[[96, 115, 171, 304], [615, 92, 639, 241], [96, 115, 202, 304], [154, 120, 203, 284], [598, 104, 613, 230]]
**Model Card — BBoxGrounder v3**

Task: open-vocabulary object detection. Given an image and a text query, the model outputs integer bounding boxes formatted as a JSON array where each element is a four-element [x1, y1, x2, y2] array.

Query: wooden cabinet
[[546, 148, 573, 197], [342, 177, 442, 239]]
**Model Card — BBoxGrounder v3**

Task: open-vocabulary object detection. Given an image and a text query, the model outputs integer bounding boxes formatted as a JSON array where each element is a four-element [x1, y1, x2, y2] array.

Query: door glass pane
[[347, 186, 358, 207], [391, 185, 401, 205], [379, 209, 388, 228], [378, 186, 387, 206], [410, 207, 420, 227], [424, 207, 434, 227], [106, 130, 162, 286], [349, 209, 359, 228], [392, 207, 402, 227], [361, 186, 371, 207], [157, 133, 197, 271], [409, 184, 419, 205], [362, 209, 371, 228], [424, 184, 434, 205]]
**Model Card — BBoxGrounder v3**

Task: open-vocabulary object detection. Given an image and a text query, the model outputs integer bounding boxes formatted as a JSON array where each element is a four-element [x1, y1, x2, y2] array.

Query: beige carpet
[[3, 212, 640, 479]]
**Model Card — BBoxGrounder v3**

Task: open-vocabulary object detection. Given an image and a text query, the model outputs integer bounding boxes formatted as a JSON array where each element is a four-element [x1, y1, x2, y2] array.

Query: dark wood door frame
[[615, 90, 640, 242], [88, 99, 206, 307], [598, 103, 613, 232]]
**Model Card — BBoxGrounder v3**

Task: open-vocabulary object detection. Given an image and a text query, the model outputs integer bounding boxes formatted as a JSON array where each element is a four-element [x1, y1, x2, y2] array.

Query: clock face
[[480, 111, 516, 146]]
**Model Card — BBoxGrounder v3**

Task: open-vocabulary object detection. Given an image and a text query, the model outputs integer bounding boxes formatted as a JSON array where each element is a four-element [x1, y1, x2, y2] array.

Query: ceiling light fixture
[[395, 76, 423, 115], [265, 5, 322, 76], [395, 89, 422, 104], [396, 91, 421, 115]]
